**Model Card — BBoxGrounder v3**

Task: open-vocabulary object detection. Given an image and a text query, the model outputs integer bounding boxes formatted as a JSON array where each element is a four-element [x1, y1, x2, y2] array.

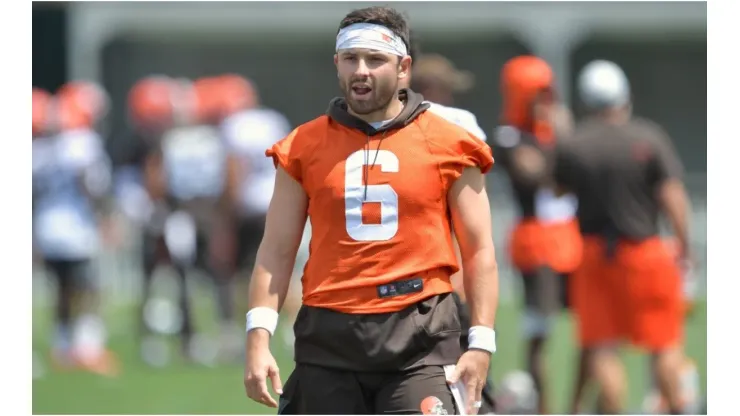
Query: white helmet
[[495, 370, 538, 414], [577, 60, 630, 110]]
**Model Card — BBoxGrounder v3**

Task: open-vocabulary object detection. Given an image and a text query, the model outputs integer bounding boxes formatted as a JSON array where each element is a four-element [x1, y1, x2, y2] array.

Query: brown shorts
[[278, 364, 457, 415], [293, 294, 462, 372], [571, 236, 684, 350]]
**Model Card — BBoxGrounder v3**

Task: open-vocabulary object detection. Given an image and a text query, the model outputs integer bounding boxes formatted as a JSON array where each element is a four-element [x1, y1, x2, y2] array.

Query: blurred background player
[[404, 41, 496, 414], [125, 75, 193, 366], [215, 76, 288, 282], [135, 75, 242, 364], [554, 60, 693, 414], [492, 56, 587, 414], [409, 52, 487, 140], [215, 74, 294, 345], [32, 82, 118, 376]]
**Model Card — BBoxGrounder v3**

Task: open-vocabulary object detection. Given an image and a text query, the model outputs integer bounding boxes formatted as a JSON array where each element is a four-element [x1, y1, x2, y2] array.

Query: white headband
[[336, 23, 408, 57]]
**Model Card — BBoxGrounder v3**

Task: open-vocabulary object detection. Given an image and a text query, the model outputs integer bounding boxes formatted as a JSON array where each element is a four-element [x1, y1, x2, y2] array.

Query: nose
[[354, 57, 371, 78]]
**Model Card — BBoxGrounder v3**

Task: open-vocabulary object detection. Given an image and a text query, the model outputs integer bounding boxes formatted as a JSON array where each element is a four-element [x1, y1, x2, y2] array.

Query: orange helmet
[[32, 87, 52, 137], [56, 81, 109, 131], [500, 56, 554, 130], [192, 76, 224, 124], [217, 73, 258, 117], [128, 76, 182, 130]]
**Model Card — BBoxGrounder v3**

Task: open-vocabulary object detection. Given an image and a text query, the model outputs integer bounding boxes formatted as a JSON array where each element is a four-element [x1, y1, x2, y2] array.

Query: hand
[[244, 331, 283, 408], [447, 349, 491, 415]]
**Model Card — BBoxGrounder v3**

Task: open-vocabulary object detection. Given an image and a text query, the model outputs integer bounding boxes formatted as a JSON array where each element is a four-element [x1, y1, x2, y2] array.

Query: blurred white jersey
[[161, 125, 228, 201], [32, 129, 111, 260], [426, 101, 487, 141], [220, 108, 292, 217]]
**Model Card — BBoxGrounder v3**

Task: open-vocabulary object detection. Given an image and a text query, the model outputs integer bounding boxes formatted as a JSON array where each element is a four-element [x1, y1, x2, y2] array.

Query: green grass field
[[32, 296, 706, 414]]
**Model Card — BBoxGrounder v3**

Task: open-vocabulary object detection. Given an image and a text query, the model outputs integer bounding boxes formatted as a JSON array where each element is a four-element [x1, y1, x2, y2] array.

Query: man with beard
[[554, 60, 691, 414], [243, 6, 499, 415]]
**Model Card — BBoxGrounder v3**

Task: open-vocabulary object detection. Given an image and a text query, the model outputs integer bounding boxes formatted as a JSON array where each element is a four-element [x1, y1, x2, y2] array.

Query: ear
[[397, 55, 412, 80], [334, 54, 339, 67]]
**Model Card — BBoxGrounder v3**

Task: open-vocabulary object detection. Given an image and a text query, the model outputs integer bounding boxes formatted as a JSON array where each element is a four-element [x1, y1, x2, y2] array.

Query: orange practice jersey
[[267, 107, 493, 314]]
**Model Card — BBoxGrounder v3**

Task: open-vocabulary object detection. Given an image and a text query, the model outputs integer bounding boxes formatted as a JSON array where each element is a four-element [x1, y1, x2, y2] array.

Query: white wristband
[[468, 326, 496, 354], [246, 307, 279, 336]]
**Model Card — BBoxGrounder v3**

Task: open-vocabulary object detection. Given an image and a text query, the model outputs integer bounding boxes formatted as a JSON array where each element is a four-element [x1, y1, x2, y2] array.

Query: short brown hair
[[337, 6, 411, 53]]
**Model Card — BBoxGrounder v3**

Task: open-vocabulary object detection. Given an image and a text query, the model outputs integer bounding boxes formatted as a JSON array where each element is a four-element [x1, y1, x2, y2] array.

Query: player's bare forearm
[[246, 249, 296, 349], [461, 246, 499, 328], [248, 244, 298, 314], [448, 167, 498, 328], [449, 235, 466, 301], [247, 167, 308, 347]]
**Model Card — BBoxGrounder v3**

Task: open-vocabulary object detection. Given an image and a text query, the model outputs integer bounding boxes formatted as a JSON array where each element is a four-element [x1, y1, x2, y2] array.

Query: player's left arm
[[446, 111, 486, 302], [448, 166, 498, 330], [447, 165, 498, 414], [651, 126, 692, 261]]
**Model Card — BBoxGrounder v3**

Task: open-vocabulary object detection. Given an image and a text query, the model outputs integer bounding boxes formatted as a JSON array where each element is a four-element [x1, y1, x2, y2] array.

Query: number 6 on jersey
[[344, 149, 399, 241]]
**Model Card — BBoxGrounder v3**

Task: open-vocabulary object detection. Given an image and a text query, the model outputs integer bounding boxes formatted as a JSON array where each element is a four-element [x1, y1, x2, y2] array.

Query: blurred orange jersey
[[267, 90, 493, 314]]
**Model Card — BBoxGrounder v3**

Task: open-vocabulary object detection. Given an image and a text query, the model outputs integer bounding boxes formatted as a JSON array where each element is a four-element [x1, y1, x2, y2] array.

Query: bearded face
[[336, 49, 403, 116]]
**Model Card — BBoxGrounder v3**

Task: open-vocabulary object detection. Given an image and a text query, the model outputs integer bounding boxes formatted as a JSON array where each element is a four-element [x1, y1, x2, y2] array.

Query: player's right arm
[[247, 166, 308, 327], [244, 166, 308, 408]]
